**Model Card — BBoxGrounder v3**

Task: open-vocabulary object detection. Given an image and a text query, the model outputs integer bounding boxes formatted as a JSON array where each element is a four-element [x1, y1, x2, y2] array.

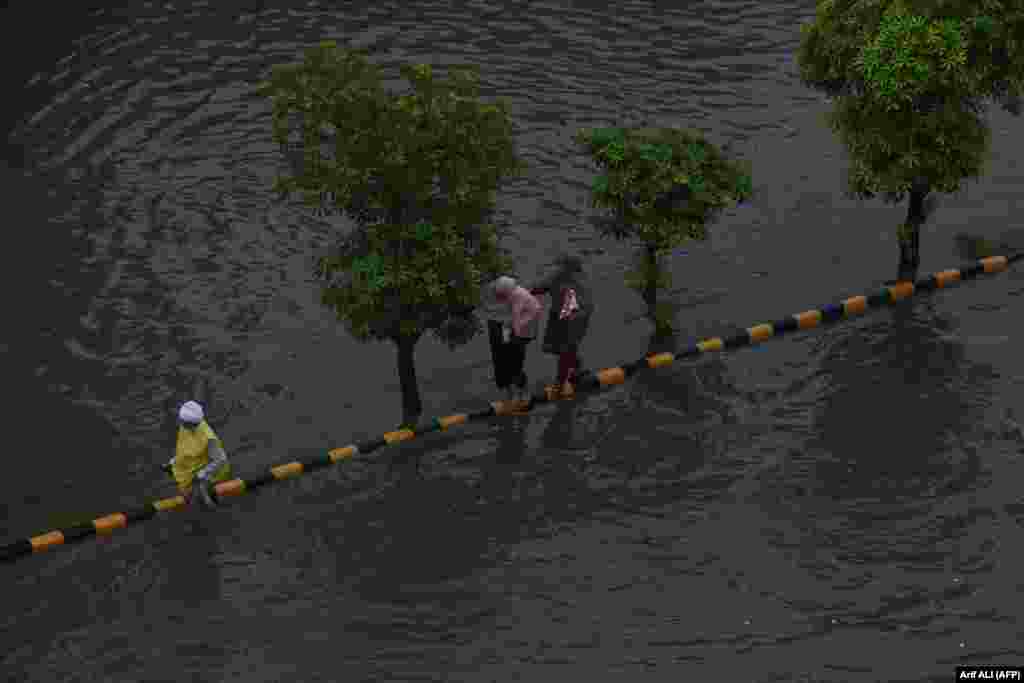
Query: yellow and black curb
[[1, 254, 1019, 565]]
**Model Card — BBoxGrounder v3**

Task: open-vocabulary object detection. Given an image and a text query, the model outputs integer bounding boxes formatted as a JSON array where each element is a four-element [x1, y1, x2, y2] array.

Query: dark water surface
[[3, 1, 1024, 681]]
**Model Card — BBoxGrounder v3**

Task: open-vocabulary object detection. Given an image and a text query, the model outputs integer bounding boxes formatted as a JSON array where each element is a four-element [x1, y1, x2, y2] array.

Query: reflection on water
[[747, 301, 1005, 640], [153, 506, 227, 608], [812, 305, 991, 509]]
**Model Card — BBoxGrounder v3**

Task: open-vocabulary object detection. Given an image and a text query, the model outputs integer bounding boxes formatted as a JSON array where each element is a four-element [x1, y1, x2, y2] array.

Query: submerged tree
[[797, 1, 1024, 281], [576, 126, 751, 335], [260, 42, 523, 427]]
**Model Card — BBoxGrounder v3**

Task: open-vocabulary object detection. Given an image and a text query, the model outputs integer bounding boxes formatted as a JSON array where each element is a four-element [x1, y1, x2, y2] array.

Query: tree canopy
[[576, 126, 752, 250], [259, 42, 522, 348], [797, 0, 1024, 202], [576, 125, 751, 332], [259, 42, 523, 424]]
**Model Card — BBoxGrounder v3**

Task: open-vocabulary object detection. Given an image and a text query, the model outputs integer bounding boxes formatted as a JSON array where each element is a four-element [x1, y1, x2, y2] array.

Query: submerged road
[[2, 2, 1024, 681]]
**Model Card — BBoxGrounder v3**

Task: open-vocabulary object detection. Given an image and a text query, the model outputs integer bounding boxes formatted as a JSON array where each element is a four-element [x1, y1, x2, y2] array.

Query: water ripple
[[3, 1, 1023, 681]]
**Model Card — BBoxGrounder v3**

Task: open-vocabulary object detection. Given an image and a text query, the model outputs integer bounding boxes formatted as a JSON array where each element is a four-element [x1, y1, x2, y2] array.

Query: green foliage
[[260, 42, 522, 346], [576, 126, 750, 332], [827, 93, 991, 201], [798, 1, 1024, 201], [575, 126, 752, 254], [637, 143, 673, 163], [351, 252, 385, 291], [973, 14, 995, 35], [856, 13, 969, 108], [316, 218, 512, 346], [798, 2, 1024, 103], [414, 220, 433, 242]]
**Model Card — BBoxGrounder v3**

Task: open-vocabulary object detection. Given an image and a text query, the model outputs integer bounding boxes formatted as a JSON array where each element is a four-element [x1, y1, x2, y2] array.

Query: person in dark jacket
[[530, 253, 594, 398]]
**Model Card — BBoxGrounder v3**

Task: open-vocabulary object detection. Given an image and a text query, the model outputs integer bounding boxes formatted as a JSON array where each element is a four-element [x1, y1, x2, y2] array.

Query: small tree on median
[[259, 42, 523, 427], [575, 126, 752, 335], [797, 1, 1024, 281]]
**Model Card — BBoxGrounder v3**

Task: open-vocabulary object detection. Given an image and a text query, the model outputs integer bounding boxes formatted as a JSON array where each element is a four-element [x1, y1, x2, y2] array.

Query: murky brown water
[[3, 1, 1024, 681]]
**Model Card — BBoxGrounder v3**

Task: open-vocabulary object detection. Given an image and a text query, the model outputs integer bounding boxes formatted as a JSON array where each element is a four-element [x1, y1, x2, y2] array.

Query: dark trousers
[[488, 320, 530, 389], [557, 348, 580, 385]]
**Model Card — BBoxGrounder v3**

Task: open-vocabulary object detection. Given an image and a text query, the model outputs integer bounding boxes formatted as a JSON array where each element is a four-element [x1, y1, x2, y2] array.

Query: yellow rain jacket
[[172, 420, 232, 492]]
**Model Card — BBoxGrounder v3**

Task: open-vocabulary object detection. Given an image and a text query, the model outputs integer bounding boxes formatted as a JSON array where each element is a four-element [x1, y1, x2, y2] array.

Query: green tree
[[259, 42, 523, 427], [797, 0, 1024, 280], [576, 126, 752, 335]]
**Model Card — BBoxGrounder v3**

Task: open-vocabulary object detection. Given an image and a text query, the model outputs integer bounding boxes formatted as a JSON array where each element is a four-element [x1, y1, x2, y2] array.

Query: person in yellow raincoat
[[168, 400, 232, 508]]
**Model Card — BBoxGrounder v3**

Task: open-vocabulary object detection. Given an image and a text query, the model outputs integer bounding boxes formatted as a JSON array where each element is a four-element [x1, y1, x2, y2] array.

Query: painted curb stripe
[[598, 367, 627, 386], [356, 437, 387, 454], [983, 255, 1007, 272], [302, 453, 333, 472], [934, 269, 960, 287], [822, 303, 845, 323], [723, 332, 751, 350], [842, 296, 868, 316], [494, 400, 517, 416], [888, 281, 914, 300], [416, 420, 443, 435], [795, 310, 821, 329], [128, 506, 157, 523], [30, 531, 65, 552], [63, 524, 98, 544], [215, 479, 247, 497], [698, 337, 724, 352], [437, 414, 468, 429], [93, 514, 128, 535], [961, 263, 983, 280], [646, 352, 675, 368], [2, 253, 1019, 564], [245, 471, 276, 491], [576, 372, 601, 392], [677, 344, 701, 358], [383, 429, 415, 444], [154, 497, 185, 512], [328, 446, 358, 462], [748, 323, 773, 342], [622, 359, 648, 377], [867, 290, 890, 307], [271, 462, 304, 480], [773, 316, 799, 334]]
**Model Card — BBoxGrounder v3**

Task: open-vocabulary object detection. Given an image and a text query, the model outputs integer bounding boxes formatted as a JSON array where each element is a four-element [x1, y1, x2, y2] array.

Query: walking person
[[489, 275, 543, 402], [167, 400, 232, 509], [530, 253, 595, 398]]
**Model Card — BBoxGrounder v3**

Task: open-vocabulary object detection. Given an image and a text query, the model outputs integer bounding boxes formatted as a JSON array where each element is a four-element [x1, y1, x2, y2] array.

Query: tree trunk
[[395, 334, 422, 428], [647, 327, 676, 357], [643, 243, 659, 320], [897, 186, 927, 282]]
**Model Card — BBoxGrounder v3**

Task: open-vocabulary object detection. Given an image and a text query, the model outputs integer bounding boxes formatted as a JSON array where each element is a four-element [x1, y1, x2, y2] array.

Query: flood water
[[3, 1, 1024, 681]]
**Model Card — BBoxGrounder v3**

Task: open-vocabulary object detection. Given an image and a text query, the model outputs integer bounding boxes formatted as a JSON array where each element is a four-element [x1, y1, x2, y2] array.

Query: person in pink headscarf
[[490, 275, 543, 401]]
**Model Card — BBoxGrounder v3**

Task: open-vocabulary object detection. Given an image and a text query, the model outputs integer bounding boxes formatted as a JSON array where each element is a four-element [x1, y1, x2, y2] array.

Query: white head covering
[[493, 276, 517, 297], [178, 400, 204, 424]]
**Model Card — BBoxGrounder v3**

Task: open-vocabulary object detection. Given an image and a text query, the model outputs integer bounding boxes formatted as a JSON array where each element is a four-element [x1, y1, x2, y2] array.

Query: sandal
[[548, 381, 574, 400], [510, 392, 531, 414]]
